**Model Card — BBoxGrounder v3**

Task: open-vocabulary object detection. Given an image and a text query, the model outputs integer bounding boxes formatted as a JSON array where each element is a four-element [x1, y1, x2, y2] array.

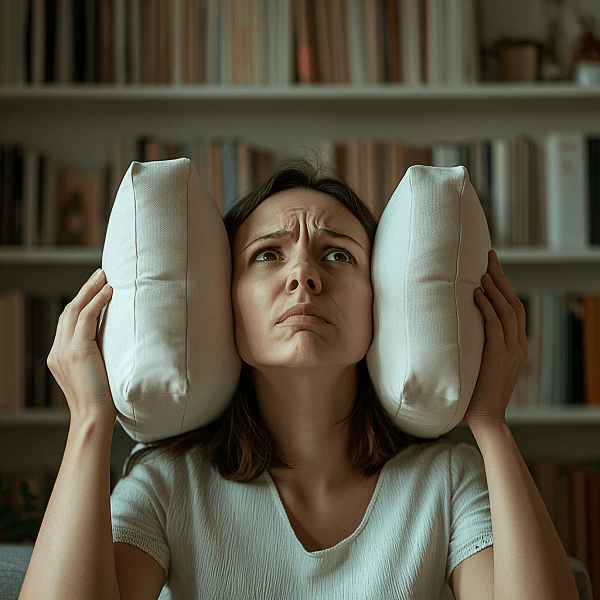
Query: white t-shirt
[[110, 438, 493, 600]]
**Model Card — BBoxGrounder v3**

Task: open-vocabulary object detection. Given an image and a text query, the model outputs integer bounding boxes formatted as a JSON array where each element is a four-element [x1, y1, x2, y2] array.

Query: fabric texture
[[97, 158, 241, 442], [110, 439, 494, 600], [367, 165, 492, 438]]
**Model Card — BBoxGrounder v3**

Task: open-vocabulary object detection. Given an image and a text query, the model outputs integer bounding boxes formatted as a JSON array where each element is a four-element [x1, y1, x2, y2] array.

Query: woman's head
[[224, 159, 377, 376], [123, 158, 431, 483]]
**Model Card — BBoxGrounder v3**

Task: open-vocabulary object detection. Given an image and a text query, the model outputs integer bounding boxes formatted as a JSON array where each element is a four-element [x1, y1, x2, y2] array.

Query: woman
[[19, 159, 578, 600]]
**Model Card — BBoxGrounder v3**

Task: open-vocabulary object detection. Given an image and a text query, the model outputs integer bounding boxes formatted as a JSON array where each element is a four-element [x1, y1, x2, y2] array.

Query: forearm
[[19, 418, 120, 600], [470, 420, 579, 600]]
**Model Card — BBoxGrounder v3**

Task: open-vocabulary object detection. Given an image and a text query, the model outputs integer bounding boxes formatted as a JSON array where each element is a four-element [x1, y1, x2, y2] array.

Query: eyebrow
[[242, 227, 365, 254]]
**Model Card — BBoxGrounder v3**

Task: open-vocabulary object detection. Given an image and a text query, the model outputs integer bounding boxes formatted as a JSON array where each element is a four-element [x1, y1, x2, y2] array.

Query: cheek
[[343, 279, 374, 341], [232, 278, 267, 339]]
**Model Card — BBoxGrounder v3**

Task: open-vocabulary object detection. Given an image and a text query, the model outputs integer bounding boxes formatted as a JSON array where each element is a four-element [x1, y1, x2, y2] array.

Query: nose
[[285, 252, 322, 294]]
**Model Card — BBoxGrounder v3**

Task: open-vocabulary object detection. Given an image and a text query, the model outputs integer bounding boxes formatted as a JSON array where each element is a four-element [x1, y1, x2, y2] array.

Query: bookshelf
[[1, 0, 599, 592], [1, 83, 600, 471]]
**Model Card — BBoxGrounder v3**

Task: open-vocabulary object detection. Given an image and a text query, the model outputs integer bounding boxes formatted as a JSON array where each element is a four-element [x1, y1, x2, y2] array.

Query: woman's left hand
[[461, 249, 529, 427]]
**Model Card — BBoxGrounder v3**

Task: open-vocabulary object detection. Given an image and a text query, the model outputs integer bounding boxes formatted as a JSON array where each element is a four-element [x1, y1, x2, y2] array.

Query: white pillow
[[366, 165, 491, 438], [97, 158, 241, 442]]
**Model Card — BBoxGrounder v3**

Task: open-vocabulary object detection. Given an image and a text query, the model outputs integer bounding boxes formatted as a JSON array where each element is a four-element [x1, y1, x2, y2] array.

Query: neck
[[252, 363, 362, 495]]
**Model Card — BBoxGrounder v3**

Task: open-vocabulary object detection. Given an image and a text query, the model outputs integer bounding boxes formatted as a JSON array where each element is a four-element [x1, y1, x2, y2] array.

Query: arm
[[19, 269, 120, 600], [450, 249, 578, 600], [470, 419, 578, 600], [19, 418, 120, 600]]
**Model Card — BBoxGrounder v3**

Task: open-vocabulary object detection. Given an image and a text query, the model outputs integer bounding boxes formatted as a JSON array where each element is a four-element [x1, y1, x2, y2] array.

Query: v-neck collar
[[263, 461, 389, 557]]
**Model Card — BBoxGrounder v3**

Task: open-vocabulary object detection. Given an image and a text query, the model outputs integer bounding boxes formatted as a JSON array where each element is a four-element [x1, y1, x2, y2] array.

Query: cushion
[[366, 165, 491, 438], [97, 158, 241, 442], [0, 544, 34, 600]]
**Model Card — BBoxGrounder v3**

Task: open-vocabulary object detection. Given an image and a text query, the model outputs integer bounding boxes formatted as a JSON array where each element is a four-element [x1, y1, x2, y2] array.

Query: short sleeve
[[110, 444, 172, 576], [446, 442, 494, 582]]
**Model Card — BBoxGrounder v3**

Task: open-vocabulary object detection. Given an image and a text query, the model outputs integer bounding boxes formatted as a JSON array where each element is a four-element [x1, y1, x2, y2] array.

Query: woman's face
[[231, 188, 373, 371]]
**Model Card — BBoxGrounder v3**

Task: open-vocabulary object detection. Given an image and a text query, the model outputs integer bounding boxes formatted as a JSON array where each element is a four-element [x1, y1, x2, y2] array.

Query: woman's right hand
[[47, 268, 116, 427]]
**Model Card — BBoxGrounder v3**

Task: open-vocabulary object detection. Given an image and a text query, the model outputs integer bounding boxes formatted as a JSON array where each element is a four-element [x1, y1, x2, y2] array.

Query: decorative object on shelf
[[571, 26, 600, 86], [569, 15, 600, 87], [98, 158, 241, 442], [496, 40, 541, 82], [367, 165, 491, 438], [55, 169, 105, 246], [574, 61, 600, 86], [539, 19, 567, 82]]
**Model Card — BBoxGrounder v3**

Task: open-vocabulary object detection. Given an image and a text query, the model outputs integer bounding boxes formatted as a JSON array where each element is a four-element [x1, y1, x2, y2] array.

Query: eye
[[250, 245, 356, 265], [252, 246, 280, 263], [324, 248, 354, 263]]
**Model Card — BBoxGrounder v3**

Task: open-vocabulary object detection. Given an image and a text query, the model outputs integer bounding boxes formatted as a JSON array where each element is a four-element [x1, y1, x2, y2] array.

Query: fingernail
[[92, 268, 103, 279]]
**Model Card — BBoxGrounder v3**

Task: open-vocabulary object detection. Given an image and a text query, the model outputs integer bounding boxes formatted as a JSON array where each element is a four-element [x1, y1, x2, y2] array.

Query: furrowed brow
[[242, 228, 364, 254]]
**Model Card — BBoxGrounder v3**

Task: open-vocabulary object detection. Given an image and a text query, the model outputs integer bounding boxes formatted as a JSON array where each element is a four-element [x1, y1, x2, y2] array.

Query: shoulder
[[383, 439, 486, 492], [386, 438, 482, 471], [116, 441, 216, 493]]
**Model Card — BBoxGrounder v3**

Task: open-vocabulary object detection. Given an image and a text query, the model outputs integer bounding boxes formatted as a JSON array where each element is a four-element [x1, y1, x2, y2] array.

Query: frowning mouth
[[280, 314, 328, 324], [277, 304, 329, 324]]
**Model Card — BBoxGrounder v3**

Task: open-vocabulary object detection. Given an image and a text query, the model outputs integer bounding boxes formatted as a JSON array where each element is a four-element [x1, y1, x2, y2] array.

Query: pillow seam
[[131, 163, 139, 439], [401, 168, 414, 417], [445, 167, 468, 434], [177, 159, 192, 435]]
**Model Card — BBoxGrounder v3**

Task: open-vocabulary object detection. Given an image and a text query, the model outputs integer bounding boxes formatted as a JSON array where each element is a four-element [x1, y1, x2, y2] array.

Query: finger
[[487, 252, 523, 316], [474, 287, 504, 345], [60, 269, 107, 344], [72, 282, 113, 346], [481, 270, 522, 350], [487, 251, 528, 349]]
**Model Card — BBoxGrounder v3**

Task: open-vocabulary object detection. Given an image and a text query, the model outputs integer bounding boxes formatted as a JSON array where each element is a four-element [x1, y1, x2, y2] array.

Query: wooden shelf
[[1, 83, 600, 111], [2, 405, 600, 427], [0, 247, 103, 265], [0, 81, 598, 98], [504, 405, 600, 425], [2, 245, 600, 266]]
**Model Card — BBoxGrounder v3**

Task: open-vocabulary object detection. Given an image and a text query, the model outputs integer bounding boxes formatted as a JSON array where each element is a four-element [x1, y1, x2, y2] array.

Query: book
[[294, 0, 317, 84], [545, 133, 588, 255], [403, 0, 423, 84], [0, 291, 26, 410], [583, 294, 600, 405], [56, 0, 74, 83], [315, 0, 332, 83], [55, 168, 105, 247], [22, 147, 40, 247], [346, 0, 365, 85]]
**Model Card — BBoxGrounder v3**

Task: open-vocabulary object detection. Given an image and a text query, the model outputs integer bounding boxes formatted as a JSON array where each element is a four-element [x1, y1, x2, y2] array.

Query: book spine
[[113, 0, 126, 84], [221, 139, 237, 211], [346, 0, 364, 85], [583, 295, 600, 405], [490, 138, 511, 248], [266, 0, 277, 84], [294, 0, 316, 84], [545, 133, 588, 255], [22, 148, 40, 247], [588, 138, 600, 247]]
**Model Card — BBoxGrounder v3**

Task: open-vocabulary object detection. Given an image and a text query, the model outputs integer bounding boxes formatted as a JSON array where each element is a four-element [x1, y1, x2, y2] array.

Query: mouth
[[280, 314, 328, 324], [277, 305, 329, 324]]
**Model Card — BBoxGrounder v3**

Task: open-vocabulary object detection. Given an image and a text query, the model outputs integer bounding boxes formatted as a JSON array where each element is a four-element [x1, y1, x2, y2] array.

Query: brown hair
[[122, 157, 432, 482]]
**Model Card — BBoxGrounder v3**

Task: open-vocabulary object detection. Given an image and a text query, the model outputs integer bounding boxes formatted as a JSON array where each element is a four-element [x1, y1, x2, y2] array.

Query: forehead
[[235, 188, 368, 249]]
